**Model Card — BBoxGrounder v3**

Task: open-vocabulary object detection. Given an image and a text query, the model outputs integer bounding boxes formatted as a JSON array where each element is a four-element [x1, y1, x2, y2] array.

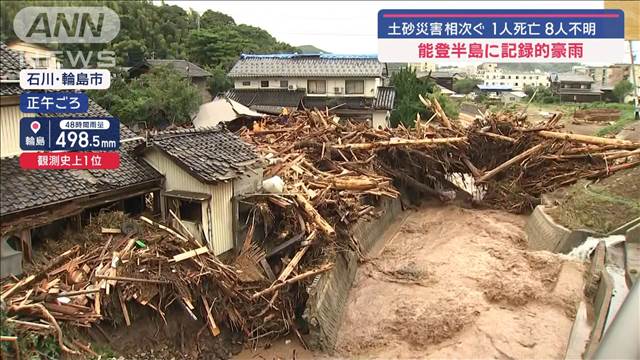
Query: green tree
[[612, 79, 634, 103], [389, 68, 458, 127], [523, 85, 556, 103], [90, 66, 200, 127], [452, 78, 482, 94], [207, 65, 233, 96], [199, 10, 235, 28]]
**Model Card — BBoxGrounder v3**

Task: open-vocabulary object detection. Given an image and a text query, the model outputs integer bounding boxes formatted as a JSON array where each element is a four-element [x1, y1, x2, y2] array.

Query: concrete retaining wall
[[525, 205, 599, 253], [302, 197, 402, 351]]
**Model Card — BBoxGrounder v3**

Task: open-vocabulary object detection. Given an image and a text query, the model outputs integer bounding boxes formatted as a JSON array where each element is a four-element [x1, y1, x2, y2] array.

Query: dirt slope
[[335, 205, 586, 359]]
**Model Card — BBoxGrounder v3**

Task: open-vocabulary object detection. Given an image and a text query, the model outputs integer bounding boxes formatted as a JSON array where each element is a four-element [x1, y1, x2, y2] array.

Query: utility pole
[[630, 41, 639, 120]]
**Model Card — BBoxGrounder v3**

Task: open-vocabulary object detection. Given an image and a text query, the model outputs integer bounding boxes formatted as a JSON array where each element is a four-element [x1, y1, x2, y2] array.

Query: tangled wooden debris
[[241, 106, 640, 213], [1, 103, 638, 357], [0, 211, 332, 356]]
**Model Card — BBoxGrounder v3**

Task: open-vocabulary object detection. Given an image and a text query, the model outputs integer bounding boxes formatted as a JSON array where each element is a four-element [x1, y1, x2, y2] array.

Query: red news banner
[[19, 152, 120, 170]]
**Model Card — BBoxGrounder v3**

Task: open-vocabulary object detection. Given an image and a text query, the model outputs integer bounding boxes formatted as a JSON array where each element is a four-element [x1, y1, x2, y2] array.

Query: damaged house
[[139, 127, 263, 255], [0, 43, 163, 277], [226, 54, 395, 128]]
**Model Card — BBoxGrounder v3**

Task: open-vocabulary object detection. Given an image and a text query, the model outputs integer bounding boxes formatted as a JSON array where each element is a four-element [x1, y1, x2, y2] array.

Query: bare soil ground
[[335, 205, 586, 359], [547, 166, 640, 233]]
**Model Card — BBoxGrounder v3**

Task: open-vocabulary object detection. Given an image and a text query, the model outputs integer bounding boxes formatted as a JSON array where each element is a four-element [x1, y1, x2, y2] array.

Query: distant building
[[128, 59, 212, 103], [501, 91, 527, 104], [408, 62, 436, 76], [227, 54, 395, 128], [6, 40, 60, 70], [478, 63, 549, 91], [420, 71, 463, 91], [475, 84, 513, 99], [549, 73, 602, 102]]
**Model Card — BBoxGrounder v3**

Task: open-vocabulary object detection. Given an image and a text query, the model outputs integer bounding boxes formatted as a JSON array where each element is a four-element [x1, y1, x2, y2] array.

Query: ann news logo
[[13, 6, 120, 43]]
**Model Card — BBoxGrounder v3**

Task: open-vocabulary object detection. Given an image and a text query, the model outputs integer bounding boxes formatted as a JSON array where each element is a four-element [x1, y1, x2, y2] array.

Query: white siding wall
[[482, 71, 550, 90], [1, 105, 34, 158], [234, 78, 378, 97], [372, 110, 389, 129], [144, 150, 235, 255]]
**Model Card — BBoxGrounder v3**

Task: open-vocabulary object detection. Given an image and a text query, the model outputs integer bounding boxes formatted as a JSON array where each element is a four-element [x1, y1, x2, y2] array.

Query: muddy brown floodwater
[[335, 204, 586, 359], [236, 205, 587, 360]]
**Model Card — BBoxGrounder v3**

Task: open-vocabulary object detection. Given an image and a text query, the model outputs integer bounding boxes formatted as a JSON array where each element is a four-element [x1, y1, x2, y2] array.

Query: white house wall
[[1, 104, 34, 158], [143, 150, 235, 255], [234, 78, 378, 97]]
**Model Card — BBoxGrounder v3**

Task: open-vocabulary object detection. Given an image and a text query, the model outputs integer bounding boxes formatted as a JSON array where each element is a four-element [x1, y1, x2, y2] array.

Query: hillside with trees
[[1, 1, 309, 126], [1, 1, 297, 68]]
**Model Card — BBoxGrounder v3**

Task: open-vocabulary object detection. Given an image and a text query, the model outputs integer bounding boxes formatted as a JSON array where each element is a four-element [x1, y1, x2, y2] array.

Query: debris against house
[[1, 106, 639, 357], [0, 211, 332, 357]]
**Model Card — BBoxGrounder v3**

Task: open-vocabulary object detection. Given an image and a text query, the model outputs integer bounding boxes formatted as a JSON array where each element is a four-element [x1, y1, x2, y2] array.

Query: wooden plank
[[117, 288, 131, 326], [170, 246, 209, 263], [101, 227, 121, 234], [201, 295, 220, 337]]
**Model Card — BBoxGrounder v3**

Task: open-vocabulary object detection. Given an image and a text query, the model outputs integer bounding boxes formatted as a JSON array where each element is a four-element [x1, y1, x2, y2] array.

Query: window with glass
[[345, 80, 364, 94], [307, 80, 326, 94]]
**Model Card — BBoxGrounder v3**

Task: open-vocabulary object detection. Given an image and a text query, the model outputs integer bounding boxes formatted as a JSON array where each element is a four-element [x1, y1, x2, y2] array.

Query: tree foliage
[[452, 78, 482, 94], [612, 79, 634, 103], [389, 68, 458, 128], [523, 85, 557, 103], [1, 0, 297, 68], [89, 66, 200, 127]]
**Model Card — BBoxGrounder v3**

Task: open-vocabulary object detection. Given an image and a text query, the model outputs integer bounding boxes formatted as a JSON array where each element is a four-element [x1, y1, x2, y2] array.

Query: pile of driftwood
[[241, 103, 639, 214], [0, 212, 331, 356]]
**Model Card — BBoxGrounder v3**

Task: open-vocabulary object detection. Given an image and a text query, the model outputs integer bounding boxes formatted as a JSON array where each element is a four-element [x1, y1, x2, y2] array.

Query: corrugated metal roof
[[229, 54, 384, 78], [374, 86, 396, 110]]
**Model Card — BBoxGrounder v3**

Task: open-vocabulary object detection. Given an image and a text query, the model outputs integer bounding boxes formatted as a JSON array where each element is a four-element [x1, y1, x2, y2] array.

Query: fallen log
[[251, 263, 334, 299], [332, 137, 467, 150], [537, 131, 639, 148], [477, 143, 544, 183], [95, 275, 171, 284], [293, 194, 335, 237]]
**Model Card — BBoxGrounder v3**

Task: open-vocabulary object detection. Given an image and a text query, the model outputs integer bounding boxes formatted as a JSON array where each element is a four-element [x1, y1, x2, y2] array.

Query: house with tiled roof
[[0, 43, 162, 277], [549, 72, 603, 102], [128, 58, 212, 103], [139, 126, 263, 255], [227, 53, 395, 128]]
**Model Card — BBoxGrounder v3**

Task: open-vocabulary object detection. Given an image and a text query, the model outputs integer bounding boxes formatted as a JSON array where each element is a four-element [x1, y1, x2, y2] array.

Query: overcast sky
[[163, 1, 637, 62]]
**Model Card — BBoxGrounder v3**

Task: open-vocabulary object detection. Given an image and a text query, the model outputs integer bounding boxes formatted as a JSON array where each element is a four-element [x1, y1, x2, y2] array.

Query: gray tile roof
[[228, 54, 384, 78], [226, 88, 305, 108], [0, 83, 23, 96], [551, 72, 594, 83], [0, 102, 162, 216], [146, 59, 211, 78], [0, 43, 26, 80], [148, 126, 261, 183]]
